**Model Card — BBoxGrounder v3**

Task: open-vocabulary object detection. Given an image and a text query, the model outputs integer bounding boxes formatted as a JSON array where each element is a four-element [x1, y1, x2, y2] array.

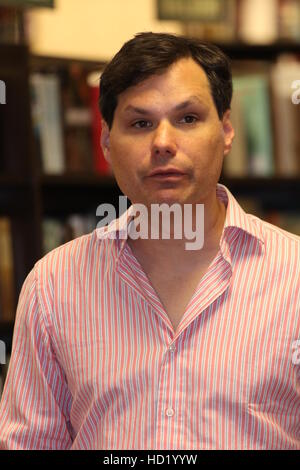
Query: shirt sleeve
[[0, 265, 73, 449]]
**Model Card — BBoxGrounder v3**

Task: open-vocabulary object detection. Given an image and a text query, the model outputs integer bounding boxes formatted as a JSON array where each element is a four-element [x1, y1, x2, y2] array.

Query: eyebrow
[[123, 95, 207, 114]]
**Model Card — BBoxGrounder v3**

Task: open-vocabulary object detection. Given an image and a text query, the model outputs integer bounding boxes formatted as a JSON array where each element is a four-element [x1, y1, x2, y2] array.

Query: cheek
[[108, 142, 142, 196], [191, 129, 223, 159], [190, 130, 225, 178], [109, 141, 130, 172], [204, 123, 224, 146], [206, 128, 225, 163], [110, 136, 149, 175]]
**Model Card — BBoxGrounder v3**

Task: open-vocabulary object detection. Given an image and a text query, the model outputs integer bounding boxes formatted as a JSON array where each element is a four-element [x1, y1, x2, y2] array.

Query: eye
[[179, 115, 198, 124], [132, 120, 152, 129]]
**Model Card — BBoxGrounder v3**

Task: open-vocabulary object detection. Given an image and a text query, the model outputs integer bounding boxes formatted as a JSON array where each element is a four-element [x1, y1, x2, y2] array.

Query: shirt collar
[[95, 183, 265, 260], [217, 184, 265, 245]]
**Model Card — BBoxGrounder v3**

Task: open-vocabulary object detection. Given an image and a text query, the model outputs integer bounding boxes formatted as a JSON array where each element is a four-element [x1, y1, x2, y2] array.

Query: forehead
[[116, 57, 213, 112]]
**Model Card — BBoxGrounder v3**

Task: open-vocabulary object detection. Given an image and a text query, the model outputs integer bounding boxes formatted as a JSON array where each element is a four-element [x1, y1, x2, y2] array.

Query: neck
[[126, 191, 226, 268]]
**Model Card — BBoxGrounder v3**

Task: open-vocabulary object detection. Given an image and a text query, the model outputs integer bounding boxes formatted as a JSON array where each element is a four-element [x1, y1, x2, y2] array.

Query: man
[[0, 32, 299, 450]]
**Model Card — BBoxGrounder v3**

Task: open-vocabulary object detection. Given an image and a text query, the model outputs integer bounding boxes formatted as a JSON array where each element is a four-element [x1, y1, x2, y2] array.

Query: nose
[[151, 120, 177, 160]]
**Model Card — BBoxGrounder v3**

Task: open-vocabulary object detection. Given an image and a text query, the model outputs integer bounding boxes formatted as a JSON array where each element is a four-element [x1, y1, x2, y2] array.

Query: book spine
[[30, 73, 65, 174], [0, 218, 15, 323], [89, 80, 111, 175]]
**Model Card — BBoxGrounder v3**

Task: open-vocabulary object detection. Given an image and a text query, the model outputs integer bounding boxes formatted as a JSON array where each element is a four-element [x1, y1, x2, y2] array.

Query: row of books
[[29, 55, 300, 178], [44, 208, 300, 244], [237, 196, 300, 235], [0, 213, 97, 323], [168, 0, 300, 44], [0, 7, 21, 44], [238, 0, 300, 44], [30, 64, 112, 175], [2, 1, 300, 46], [223, 56, 300, 177], [42, 213, 98, 255]]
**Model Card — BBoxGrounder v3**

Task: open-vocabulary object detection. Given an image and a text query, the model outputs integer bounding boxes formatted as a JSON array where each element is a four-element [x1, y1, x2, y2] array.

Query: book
[[0, 217, 15, 322], [225, 74, 275, 177], [42, 218, 65, 255], [223, 86, 248, 176], [61, 63, 93, 173], [238, 0, 278, 44], [264, 211, 300, 235], [181, 0, 238, 43], [31, 63, 113, 176], [42, 213, 97, 254], [64, 124, 93, 173], [0, 6, 20, 44], [278, 0, 300, 42], [233, 198, 300, 236], [270, 57, 300, 176], [60, 63, 110, 174], [66, 213, 97, 239], [88, 71, 112, 175], [30, 73, 65, 174]]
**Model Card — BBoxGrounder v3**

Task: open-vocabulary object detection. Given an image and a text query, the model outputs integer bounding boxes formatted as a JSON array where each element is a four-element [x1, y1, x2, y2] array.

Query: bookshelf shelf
[[222, 177, 300, 211], [0, 321, 13, 353], [41, 173, 116, 187], [42, 174, 121, 215], [214, 42, 300, 60], [221, 176, 300, 192], [0, 174, 31, 187]]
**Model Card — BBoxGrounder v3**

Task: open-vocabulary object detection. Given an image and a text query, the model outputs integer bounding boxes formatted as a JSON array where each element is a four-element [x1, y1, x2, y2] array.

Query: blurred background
[[0, 0, 300, 391]]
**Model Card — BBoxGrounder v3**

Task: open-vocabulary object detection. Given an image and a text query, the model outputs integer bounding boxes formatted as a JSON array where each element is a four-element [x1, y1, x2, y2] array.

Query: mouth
[[149, 172, 185, 179], [148, 168, 186, 179]]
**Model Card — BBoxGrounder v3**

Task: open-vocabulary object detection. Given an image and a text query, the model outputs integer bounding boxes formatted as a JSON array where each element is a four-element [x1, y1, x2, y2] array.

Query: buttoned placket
[[116, 233, 233, 449]]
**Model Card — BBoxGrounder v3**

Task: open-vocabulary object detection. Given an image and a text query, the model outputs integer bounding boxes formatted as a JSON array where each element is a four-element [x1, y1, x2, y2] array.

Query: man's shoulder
[[251, 214, 300, 245], [238, 214, 300, 297], [249, 214, 300, 264]]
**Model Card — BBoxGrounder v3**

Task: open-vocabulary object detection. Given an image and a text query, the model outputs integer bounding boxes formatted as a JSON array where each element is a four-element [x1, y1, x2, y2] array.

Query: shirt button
[[166, 408, 174, 417], [168, 345, 176, 352]]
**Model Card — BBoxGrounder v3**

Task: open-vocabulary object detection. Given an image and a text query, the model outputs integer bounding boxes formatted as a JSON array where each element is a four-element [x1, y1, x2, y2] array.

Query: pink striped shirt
[[0, 184, 299, 449]]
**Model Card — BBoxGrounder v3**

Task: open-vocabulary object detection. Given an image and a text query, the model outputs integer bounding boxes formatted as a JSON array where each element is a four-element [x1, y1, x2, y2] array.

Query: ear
[[100, 119, 112, 164], [221, 109, 235, 156]]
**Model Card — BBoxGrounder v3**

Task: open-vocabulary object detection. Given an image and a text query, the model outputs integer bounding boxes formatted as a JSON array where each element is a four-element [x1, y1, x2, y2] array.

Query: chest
[[146, 268, 208, 331]]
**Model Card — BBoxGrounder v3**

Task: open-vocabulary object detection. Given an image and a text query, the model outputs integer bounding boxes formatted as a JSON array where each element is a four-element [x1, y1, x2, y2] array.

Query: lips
[[148, 168, 185, 177]]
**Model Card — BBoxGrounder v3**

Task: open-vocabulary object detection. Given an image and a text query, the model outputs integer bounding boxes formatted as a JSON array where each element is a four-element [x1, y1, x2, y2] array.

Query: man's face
[[101, 57, 234, 208]]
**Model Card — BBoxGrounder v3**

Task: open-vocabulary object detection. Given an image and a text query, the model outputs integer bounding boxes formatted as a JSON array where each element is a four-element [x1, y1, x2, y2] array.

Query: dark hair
[[99, 32, 232, 129]]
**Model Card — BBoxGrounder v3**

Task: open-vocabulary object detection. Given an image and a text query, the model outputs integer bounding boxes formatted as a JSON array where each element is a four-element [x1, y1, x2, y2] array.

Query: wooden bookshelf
[[220, 176, 300, 210], [214, 42, 300, 61], [0, 44, 42, 330], [0, 42, 300, 353]]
